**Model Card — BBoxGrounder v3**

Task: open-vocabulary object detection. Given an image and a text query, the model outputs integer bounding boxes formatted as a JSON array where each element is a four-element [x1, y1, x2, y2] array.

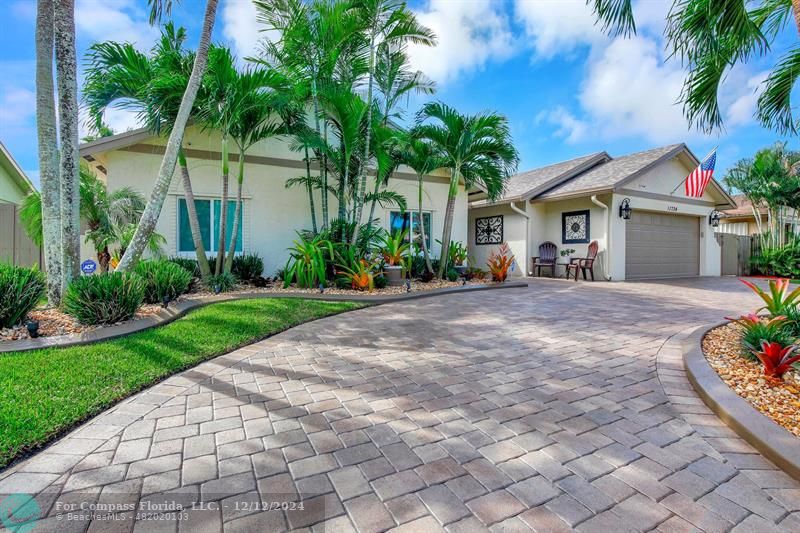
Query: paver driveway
[[3, 277, 800, 532]]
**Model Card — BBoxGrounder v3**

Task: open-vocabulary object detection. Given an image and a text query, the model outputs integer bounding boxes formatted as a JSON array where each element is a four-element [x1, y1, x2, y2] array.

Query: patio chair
[[566, 240, 599, 281], [532, 241, 557, 277]]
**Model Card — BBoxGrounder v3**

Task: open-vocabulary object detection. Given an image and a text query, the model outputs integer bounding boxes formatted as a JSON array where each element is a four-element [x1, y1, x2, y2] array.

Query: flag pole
[[670, 145, 718, 195]]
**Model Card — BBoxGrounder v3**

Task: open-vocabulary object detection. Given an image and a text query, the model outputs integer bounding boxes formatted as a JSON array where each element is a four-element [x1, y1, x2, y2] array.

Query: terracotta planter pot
[[384, 265, 404, 286]]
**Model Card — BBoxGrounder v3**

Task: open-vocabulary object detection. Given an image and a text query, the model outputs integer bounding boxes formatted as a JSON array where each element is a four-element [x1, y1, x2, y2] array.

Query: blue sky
[[1, 0, 796, 189]]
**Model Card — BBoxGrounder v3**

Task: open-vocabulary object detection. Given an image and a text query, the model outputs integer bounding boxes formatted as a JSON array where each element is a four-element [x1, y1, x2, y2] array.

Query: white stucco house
[[468, 144, 736, 281], [79, 126, 468, 276]]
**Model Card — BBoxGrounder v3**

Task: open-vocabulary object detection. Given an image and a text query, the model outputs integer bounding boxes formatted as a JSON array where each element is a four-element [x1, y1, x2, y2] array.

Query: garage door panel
[[625, 211, 699, 280]]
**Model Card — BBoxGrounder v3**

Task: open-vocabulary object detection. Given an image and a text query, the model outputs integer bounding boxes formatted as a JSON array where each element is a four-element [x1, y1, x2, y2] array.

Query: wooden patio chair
[[532, 241, 557, 277], [566, 240, 599, 281]]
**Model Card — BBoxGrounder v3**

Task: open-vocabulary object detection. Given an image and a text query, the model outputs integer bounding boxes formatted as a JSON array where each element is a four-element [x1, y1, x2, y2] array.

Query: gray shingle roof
[[473, 151, 609, 206], [538, 144, 683, 199]]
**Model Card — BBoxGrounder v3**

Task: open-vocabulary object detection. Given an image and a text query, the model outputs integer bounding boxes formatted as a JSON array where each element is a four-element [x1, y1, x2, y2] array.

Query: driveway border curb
[[1, 281, 527, 354], [683, 321, 800, 481]]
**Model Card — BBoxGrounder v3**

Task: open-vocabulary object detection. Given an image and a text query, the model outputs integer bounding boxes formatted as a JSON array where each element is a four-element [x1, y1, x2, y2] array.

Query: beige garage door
[[625, 211, 700, 280]]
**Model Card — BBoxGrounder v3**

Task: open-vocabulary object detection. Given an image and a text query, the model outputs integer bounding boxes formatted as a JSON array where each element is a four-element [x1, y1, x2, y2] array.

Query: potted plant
[[380, 229, 410, 286], [438, 240, 469, 274], [560, 248, 576, 264]]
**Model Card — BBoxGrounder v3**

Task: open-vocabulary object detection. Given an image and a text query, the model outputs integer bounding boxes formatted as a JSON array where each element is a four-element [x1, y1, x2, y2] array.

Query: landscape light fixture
[[406, 279, 411, 293], [619, 198, 632, 220], [27, 320, 39, 339], [319, 283, 325, 294]]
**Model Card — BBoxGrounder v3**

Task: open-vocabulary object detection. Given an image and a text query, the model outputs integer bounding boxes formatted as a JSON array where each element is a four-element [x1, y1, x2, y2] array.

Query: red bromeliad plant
[[487, 243, 514, 282], [752, 341, 800, 380], [740, 278, 800, 316]]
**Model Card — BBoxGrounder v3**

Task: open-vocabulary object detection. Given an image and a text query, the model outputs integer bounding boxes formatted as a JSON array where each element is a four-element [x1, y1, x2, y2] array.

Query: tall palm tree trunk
[[116, 0, 218, 272], [178, 148, 212, 279], [793, 0, 800, 35], [351, 34, 377, 245], [215, 135, 230, 275], [418, 175, 432, 273], [311, 76, 328, 229], [437, 174, 459, 278], [54, 0, 80, 292], [36, 0, 62, 305], [304, 147, 318, 233], [224, 154, 244, 273]]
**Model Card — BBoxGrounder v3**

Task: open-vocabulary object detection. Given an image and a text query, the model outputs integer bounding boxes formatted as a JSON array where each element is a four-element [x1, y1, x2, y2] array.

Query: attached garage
[[625, 211, 700, 280]]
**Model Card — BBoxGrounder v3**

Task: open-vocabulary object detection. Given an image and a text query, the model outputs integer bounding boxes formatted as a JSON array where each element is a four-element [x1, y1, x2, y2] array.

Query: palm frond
[[757, 44, 800, 135]]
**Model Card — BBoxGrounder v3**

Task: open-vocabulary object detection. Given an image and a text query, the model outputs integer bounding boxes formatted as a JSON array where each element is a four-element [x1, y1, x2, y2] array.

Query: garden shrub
[[135, 260, 192, 304], [232, 254, 264, 281], [206, 272, 237, 293], [0, 263, 45, 328], [168, 256, 199, 277], [62, 272, 144, 325], [447, 269, 459, 282], [374, 275, 388, 289]]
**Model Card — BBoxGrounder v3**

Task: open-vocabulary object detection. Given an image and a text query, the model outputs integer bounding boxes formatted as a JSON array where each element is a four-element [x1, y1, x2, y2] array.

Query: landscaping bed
[[702, 322, 800, 437], [0, 298, 361, 470], [197, 277, 496, 296]]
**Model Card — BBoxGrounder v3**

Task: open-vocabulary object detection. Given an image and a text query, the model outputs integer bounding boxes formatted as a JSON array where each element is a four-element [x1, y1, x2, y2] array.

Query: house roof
[[538, 144, 684, 199], [471, 143, 735, 208], [721, 194, 766, 218], [0, 141, 36, 195], [471, 151, 609, 206]]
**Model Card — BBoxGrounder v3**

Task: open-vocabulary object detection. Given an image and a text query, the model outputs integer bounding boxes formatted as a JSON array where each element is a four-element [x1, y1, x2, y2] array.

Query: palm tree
[[350, 0, 435, 245], [414, 102, 518, 278], [35, 0, 62, 305], [195, 45, 239, 275], [53, 0, 80, 293], [224, 68, 291, 273], [20, 165, 147, 272], [116, 0, 219, 273], [83, 23, 214, 279], [394, 132, 441, 273]]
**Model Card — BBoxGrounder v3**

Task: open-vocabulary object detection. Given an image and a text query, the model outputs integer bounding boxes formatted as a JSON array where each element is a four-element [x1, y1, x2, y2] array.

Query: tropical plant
[[414, 102, 518, 277], [83, 22, 214, 280], [336, 247, 379, 291], [750, 238, 800, 278], [464, 266, 487, 281], [284, 233, 334, 288], [168, 256, 201, 278], [0, 264, 46, 328], [115, 0, 219, 274], [752, 341, 800, 380], [62, 272, 145, 325], [446, 269, 459, 282], [488, 243, 515, 282], [380, 229, 410, 266], [134, 260, 192, 304], [447, 241, 468, 267], [740, 278, 800, 316], [374, 274, 388, 289], [206, 272, 237, 293], [727, 313, 794, 355], [231, 254, 265, 282], [113, 223, 167, 263]]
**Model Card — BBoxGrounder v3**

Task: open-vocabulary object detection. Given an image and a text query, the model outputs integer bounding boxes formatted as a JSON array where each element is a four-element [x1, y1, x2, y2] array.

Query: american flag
[[684, 148, 717, 198]]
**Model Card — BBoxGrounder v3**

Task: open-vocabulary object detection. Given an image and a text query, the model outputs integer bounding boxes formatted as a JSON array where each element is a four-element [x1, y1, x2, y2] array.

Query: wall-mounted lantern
[[619, 198, 632, 220], [709, 210, 721, 227]]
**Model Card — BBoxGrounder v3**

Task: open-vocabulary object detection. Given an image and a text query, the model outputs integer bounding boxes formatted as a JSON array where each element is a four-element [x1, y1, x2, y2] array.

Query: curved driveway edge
[[682, 322, 800, 482], [1, 281, 527, 354]]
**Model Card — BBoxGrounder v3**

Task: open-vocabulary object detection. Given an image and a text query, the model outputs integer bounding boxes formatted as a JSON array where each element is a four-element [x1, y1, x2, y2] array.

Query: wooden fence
[[0, 202, 42, 268], [716, 232, 751, 276]]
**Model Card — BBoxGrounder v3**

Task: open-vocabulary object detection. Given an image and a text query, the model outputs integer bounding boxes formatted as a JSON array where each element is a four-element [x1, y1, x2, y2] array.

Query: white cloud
[[725, 70, 769, 128], [75, 0, 158, 49], [514, 0, 606, 59], [536, 106, 590, 143], [10, 1, 36, 21], [407, 0, 516, 85], [222, 0, 263, 61]]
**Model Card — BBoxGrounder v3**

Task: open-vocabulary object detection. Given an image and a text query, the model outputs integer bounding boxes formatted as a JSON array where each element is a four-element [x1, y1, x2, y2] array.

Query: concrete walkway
[[3, 277, 800, 532]]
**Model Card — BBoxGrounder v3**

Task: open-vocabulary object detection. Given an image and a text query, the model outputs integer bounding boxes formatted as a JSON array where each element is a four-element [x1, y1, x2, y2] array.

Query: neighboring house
[[716, 193, 797, 237], [0, 141, 40, 267], [79, 126, 468, 276], [468, 144, 736, 281]]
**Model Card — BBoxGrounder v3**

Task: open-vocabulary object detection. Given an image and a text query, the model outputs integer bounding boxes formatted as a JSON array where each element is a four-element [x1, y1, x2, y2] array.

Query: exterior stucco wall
[[95, 126, 466, 276], [0, 164, 27, 204], [467, 203, 528, 278]]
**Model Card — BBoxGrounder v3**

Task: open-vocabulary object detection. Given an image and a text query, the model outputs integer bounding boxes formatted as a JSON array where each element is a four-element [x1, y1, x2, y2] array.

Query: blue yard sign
[[80, 259, 97, 275]]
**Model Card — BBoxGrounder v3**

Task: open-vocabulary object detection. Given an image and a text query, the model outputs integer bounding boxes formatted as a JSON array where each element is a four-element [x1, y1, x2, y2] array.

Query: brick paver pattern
[[3, 277, 800, 532]]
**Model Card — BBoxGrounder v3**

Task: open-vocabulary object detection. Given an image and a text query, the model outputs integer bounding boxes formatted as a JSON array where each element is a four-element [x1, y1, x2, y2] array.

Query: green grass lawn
[[0, 298, 363, 469]]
